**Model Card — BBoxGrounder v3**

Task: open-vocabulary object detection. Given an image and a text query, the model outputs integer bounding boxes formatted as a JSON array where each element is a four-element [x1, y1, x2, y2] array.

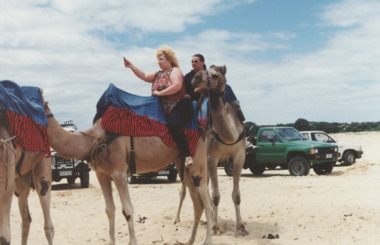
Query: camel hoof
[[236, 224, 249, 236], [212, 224, 220, 235]]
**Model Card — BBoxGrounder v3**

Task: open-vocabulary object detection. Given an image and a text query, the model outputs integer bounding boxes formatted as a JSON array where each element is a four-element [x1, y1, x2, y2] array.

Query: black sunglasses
[[191, 60, 198, 63]]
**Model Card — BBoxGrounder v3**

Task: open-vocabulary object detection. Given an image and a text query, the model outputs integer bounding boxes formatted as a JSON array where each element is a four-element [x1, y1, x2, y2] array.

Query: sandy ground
[[9, 131, 380, 244]]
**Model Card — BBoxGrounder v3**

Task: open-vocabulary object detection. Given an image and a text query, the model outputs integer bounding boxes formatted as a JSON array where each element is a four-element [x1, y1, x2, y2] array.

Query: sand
[[9, 131, 380, 244]]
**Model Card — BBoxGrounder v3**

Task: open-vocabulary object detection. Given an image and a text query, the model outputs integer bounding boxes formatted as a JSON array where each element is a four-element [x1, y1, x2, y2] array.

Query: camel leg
[[207, 157, 220, 234], [15, 172, 33, 245], [232, 154, 249, 236], [32, 157, 55, 244], [196, 177, 213, 245], [96, 172, 117, 245], [0, 167, 15, 245], [111, 171, 137, 245], [174, 181, 186, 224], [0, 141, 16, 244], [183, 170, 213, 245], [184, 178, 203, 245]]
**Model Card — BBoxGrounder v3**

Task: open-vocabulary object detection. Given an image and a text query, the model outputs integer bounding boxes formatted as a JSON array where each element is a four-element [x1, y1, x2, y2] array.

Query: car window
[[276, 128, 304, 141], [259, 130, 278, 142], [301, 133, 310, 140], [314, 133, 330, 142]]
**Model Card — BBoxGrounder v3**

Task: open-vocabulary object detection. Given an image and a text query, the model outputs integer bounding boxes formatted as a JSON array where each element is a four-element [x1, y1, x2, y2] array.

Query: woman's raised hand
[[123, 57, 132, 68]]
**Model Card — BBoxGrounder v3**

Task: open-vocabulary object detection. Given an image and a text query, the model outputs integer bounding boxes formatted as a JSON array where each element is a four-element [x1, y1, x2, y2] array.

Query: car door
[[256, 129, 286, 163]]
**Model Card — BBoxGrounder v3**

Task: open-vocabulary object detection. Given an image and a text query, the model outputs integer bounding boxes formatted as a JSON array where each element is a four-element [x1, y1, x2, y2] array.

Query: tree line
[[245, 118, 380, 136]]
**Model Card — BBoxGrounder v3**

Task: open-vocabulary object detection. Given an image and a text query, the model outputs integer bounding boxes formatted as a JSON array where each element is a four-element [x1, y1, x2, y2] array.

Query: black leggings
[[166, 106, 191, 158]]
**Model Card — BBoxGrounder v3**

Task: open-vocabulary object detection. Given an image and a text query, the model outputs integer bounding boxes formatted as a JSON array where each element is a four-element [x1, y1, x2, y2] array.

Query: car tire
[[249, 164, 266, 175], [67, 177, 76, 185], [167, 169, 177, 182], [313, 162, 334, 175], [343, 151, 356, 166], [288, 156, 310, 176], [224, 159, 234, 176], [128, 175, 138, 184], [80, 171, 90, 188]]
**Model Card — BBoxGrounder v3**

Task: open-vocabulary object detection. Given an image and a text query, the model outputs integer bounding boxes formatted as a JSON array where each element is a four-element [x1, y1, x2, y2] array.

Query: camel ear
[[221, 65, 227, 75], [40, 88, 44, 95]]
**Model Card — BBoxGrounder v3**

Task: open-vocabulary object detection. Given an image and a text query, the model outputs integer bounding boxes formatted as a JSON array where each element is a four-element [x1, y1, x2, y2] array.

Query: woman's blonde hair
[[156, 45, 179, 67]]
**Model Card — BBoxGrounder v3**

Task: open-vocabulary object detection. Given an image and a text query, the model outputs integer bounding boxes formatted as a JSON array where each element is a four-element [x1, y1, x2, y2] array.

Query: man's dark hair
[[193, 54, 205, 62], [193, 54, 207, 70]]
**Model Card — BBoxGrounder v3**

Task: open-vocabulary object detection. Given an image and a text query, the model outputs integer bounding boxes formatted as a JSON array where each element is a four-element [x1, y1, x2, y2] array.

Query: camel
[[0, 113, 54, 245], [175, 65, 248, 236], [42, 96, 214, 245]]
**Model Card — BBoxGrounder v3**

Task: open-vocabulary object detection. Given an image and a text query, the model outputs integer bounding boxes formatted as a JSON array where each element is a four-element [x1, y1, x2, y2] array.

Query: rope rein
[[1, 135, 17, 189]]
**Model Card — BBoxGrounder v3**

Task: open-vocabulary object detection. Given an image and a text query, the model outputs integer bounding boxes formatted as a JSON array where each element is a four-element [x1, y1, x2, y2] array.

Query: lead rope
[[1, 136, 17, 189]]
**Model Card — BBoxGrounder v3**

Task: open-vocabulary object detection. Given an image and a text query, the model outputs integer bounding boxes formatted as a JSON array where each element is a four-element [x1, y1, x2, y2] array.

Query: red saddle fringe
[[6, 111, 50, 157]]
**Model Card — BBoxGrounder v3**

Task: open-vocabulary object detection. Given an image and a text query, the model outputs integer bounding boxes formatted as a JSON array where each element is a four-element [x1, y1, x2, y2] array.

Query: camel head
[[191, 65, 227, 93]]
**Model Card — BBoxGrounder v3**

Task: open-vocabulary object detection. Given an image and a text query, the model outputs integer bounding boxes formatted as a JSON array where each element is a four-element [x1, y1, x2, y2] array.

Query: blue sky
[[1, 0, 380, 130]]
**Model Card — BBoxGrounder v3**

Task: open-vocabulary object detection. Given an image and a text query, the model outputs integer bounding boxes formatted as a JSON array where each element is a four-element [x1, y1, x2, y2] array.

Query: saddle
[[0, 80, 50, 156]]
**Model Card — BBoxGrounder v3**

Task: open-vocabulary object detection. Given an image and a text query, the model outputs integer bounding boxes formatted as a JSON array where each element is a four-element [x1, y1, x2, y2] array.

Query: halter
[[1, 135, 17, 189], [204, 70, 244, 146]]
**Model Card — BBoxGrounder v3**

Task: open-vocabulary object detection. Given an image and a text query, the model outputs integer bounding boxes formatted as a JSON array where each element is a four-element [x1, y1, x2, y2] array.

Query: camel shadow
[[129, 177, 179, 185], [199, 218, 281, 244], [52, 182, 94, 191]]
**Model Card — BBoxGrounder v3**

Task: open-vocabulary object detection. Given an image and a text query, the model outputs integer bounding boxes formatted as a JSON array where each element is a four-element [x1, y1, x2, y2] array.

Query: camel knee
[[0, 237, 10, 245], [14, 191, 20, 197], [233, 193, 241, 205], [191, 175, 202, 187], [39, 179, 50, 196], [27, 212, 32, 223], [212, 195, 220, 207], [122, 210, 132, 221], [105, 206, 115, 218]]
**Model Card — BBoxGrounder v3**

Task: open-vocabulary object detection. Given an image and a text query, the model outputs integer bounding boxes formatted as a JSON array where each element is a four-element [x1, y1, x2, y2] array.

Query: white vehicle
[[300, 131, 363, 166]]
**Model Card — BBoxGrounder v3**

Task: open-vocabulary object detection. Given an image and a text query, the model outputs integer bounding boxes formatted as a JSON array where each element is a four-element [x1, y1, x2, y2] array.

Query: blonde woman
[[124, 46, 193, 167]]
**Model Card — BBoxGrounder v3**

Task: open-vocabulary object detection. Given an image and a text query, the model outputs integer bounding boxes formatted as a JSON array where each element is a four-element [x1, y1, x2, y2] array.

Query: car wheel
[[249, 164, 266, 175], [224, 159, 233, 176], [343, 151, 356, 166], [313, 162, 334, 175], [167, 169, 178, 183], [67, 177, 76, 185], [288, 156, 310, 176], [80, 171, 90, 188], [128, 175, 138, 184]]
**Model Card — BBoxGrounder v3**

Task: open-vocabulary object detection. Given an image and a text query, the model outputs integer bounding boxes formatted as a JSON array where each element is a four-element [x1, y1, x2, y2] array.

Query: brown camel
[[0, 115, 54, 245], [175, 65, 248, 236], [42, 98, 214, 245]]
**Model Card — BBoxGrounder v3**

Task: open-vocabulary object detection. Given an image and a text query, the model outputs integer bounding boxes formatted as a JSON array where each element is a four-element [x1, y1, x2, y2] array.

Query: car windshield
[[276, 128, 306, 141]]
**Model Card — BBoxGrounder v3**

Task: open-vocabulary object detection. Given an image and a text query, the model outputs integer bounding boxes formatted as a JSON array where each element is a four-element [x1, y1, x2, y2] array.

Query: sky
[[1, 0, 380, 130]]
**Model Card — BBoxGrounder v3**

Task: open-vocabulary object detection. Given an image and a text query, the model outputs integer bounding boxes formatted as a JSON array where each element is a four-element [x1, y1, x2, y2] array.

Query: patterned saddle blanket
[[0, 80, 50, 155]]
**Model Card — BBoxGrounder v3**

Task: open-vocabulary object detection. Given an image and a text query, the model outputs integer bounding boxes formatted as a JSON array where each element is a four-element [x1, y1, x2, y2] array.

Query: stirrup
[[185, 156, 193, 168]]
